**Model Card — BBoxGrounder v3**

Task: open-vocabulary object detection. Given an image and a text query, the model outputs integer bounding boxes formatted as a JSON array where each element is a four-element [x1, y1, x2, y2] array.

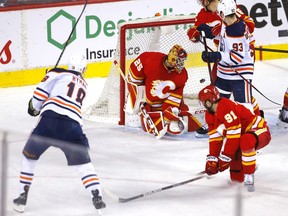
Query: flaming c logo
[[0, 40, 12, 64]]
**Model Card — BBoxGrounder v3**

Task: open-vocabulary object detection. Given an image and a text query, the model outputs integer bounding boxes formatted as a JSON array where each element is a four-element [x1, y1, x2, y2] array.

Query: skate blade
[[244, 184, 255, 192], [195, 133, 209, 138], [13, 204, 25, 213]]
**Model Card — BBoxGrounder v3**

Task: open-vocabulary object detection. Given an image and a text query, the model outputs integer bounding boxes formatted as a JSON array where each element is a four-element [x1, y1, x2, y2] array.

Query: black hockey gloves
[[28, 98, 40, 117]]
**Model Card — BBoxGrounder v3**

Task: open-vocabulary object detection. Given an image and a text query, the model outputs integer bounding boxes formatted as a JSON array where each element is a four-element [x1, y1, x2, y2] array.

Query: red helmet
[[198, 84, 220, 104]]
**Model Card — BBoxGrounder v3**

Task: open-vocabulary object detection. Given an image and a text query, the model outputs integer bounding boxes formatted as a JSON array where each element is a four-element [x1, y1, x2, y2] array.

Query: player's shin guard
[[240, 133, 257, 174]]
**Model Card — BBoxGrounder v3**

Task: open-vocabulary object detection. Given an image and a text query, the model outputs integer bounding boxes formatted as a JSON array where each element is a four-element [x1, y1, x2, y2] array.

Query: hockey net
[[84, 15, 216, 126]]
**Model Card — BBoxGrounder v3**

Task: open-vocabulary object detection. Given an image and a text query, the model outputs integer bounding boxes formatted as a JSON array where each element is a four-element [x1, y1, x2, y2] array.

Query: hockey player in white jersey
[[201, 0, 256, 111], [13, 54, 106, 214]]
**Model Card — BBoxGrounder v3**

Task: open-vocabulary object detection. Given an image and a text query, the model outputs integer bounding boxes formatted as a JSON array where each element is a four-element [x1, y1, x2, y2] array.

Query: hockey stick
[[201, 32, 214, 84], [199, 40, 281, 106], [54, 0, 88, 68], [104, 171, 206, 203], [254, 47, 288, 54]]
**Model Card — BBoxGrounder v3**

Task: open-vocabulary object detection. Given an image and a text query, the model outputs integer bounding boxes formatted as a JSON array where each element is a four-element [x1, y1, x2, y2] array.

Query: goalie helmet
[[198, 84, 220, 105], [68, 53, 87, 74], [217, 0, 236, 19], [167, 44, 187, 73]]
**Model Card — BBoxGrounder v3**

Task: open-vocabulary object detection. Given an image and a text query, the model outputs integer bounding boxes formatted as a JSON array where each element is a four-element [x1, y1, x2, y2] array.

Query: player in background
[[200, 0, 258, 115], [187, 0, 262, 117], [13, 54, 106, 214], [277, 87, 288, 127], [198, 84, 271, 192], [127, 44, 205, 139]]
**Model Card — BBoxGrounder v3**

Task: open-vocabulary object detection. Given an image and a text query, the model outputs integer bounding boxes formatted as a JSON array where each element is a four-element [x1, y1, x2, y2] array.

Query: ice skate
[[277, 107, 288, 128], [92, 189, 106, 210], [244, 174, 255, 192], [13, 185, 29, 213]]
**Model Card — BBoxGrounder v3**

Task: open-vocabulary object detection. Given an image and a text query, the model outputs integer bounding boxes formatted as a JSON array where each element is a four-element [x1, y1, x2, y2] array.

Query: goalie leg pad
[[140, 111, 166, 137], [180, 111, 203, 132]]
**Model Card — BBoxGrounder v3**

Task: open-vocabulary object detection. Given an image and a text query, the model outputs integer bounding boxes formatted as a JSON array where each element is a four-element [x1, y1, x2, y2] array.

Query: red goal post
[[84, 15, 215, 126]]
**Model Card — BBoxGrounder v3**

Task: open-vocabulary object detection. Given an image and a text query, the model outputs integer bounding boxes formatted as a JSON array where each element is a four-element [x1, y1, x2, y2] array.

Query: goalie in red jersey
[[198, 84, 271, 192], [127, 44, 205, 139]]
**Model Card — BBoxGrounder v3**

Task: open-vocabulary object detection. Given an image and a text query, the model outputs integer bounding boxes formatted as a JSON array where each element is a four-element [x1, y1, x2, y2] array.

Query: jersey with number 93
[[31, 68, 87, 125]]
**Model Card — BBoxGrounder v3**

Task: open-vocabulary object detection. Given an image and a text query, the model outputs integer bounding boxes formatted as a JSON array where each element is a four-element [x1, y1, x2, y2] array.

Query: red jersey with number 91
[[206, 97, 267, 157]]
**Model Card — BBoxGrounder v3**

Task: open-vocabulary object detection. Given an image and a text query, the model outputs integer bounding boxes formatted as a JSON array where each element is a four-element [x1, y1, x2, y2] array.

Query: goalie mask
[[68, 53, 87, 74], [198, 84, 220, 111], [167, 44, 187, 73], [217, 0, 236, 20]]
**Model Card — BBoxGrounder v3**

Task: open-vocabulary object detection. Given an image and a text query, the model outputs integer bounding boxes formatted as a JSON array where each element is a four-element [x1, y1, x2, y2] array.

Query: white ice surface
[[0, 59, 288, 216]]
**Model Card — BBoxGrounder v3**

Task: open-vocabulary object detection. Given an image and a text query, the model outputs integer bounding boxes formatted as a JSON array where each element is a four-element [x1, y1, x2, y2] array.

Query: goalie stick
[[104, 171, 206, 203], [199, 40, 281, 106]]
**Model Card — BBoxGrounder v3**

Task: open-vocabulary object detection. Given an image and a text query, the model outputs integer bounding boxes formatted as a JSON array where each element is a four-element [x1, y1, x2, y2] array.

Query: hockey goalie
[[126, 44, 206, 139]]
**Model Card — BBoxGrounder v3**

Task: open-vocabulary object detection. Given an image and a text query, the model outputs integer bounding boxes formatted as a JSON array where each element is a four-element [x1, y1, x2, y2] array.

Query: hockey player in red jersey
[[13, 54, 106, 213], [277, 87, 288, 127], [198, 84, 271, 192], [127, 44, 204, 139]]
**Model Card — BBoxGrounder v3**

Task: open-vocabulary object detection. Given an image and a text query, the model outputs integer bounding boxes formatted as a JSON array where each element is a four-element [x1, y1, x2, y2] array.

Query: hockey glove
[[205, 155, 218, 175], [197, 24, 215, 39], [28, 98, 40, 117], [211, 23, 221, 37], [187, 26, 201, 43], [202, 51, 221, 63], [218, 153, 232, 172]]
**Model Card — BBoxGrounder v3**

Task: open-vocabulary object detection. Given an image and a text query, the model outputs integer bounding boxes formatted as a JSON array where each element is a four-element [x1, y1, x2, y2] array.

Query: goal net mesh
[[83, 15, 216, 126]]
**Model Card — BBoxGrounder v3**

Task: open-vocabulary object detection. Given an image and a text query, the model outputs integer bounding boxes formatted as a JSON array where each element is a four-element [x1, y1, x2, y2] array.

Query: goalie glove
[[165, 107, 187, 135], [205, 155, 218, 175], [28, 98, 40, 117], [167, 118, 187, 135], [218, 153, 232, 172]]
